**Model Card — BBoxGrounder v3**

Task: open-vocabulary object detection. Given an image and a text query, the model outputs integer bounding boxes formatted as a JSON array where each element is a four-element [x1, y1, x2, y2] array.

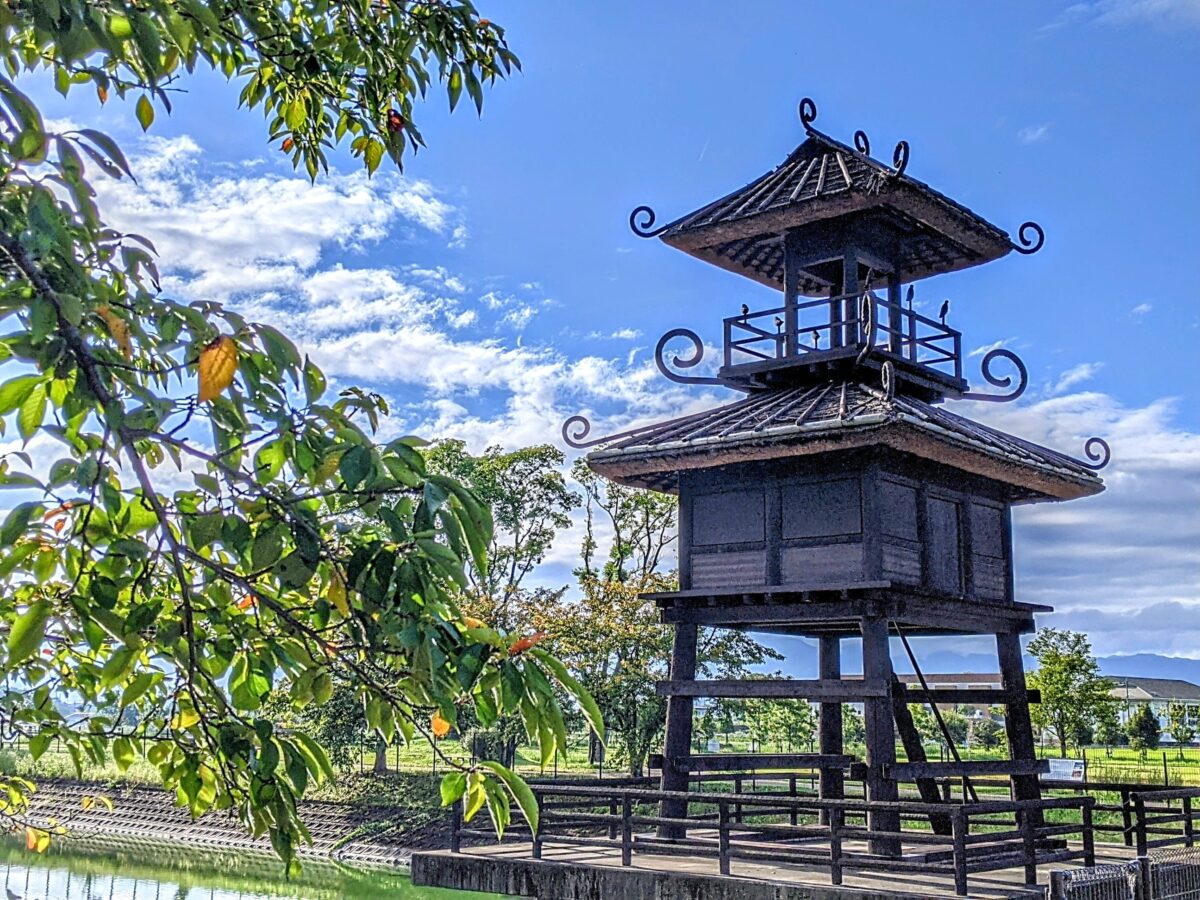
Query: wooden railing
[[452, 782, 1095, 897], [722, 290, 962, 380], [1131, 787, 1200, 856]]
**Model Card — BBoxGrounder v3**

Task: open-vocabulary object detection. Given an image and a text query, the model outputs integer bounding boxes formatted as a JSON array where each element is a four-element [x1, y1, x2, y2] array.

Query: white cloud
[[1051, 361, 1103, 395], [970, 338, 1016, 358], [1131, 302, 1153, 317], [1043, 0, 1200, 31], [1018, 124, 1051, 144]]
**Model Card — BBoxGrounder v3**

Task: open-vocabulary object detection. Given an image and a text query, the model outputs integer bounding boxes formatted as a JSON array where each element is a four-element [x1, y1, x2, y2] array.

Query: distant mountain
[[757, 636, 1200, 686], [1098, 654, 1200, 686]]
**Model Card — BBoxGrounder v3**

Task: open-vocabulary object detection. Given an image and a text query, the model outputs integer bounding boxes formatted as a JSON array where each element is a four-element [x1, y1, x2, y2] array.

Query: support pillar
[[842, 252, 859, 347], [783, 231, 800, 357], [997, 632, 1043, 823], [887, 274, 903, 354], [659, 622, 697, 838], [818, 636, 844, 817], [861, 616, 901, 855]]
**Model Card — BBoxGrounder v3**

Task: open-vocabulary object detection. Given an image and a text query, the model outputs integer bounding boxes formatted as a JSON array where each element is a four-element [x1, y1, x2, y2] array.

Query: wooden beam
[[655, 678, 888, 700], [861, 616, 900, 855], [818, 636, 844, 815], [666, 753, 855, 774], [900, 686, 1041, 705], [997, 632, 1044, 824], [890, 675, 952, 835], [884, 758, 1049, 782], [659, 624, 696, 838]]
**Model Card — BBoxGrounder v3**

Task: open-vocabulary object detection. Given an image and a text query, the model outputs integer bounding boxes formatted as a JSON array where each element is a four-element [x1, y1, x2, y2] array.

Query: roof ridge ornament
[[630, 205, 668, 239], [960, 348, 1029, 403], [653, 328, 728, 389], [1081, 437, 1111, 470], [1012, 221, 1045, 255]]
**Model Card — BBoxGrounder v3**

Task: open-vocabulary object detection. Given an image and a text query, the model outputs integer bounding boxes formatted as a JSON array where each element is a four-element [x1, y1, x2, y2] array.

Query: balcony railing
[[722, 290, 963, 382]]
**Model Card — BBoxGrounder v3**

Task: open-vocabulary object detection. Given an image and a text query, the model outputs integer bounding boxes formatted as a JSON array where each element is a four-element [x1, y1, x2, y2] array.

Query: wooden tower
[[564, 99, 1110, 854]]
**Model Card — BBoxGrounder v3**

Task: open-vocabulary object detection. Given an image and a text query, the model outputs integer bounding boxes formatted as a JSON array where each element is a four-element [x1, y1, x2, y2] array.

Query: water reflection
[[0, 840, 496, 900]]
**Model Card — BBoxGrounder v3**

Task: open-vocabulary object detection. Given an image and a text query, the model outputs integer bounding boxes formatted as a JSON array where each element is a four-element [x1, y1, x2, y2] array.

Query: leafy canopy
[[0, 0, 593, 870], [1027, 628, 1115, 758]]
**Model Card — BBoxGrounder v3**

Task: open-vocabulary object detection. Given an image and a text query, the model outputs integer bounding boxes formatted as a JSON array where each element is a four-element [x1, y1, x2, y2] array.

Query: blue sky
[[8, 1, 1199, 658]]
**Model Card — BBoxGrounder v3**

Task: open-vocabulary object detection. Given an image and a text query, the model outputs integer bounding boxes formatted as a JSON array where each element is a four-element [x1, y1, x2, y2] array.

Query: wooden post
[[1121, 788, 1134, 847], [842, 252, 859, 347], [1185, 795, 1195, 847], [829, 806, 844, 885], [996, 632, 1043, 826], [861, 616, 901, 855], [659, 623, 697, 837], [887, 275, 902, 354], [783, 231, 800, 357], [1133, 793, 1148, 856], [718, 799, 731, 875], [891, 675, 952, 835], [818, 636, 844, 821], [951, 806, 968, 896], [1019, 808, 1038, 886], [1082, 800, 1096, 866], [621, 794, 633, 866]]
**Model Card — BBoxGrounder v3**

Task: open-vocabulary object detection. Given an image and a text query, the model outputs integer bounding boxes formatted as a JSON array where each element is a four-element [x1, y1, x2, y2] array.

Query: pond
[[0, 839, 500, 899]]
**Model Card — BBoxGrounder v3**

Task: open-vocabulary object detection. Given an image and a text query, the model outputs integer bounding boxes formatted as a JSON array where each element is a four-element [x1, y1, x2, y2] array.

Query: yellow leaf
[[25, 826, 50, 853], [97, 306, 132, 359], [328, 572, 349, 617], [197, 336, 238, 403], [431, 710, 451, 739], [464, 616, 486, 630], [172, 706, 200, 730]]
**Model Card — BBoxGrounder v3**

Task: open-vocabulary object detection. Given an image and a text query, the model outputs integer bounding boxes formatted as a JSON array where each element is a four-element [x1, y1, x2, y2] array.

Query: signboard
[[1043, 758, 1085, 781]]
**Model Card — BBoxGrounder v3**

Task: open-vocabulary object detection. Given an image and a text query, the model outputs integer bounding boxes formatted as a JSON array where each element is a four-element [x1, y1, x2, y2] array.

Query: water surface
[[0, 839, 498, 899]]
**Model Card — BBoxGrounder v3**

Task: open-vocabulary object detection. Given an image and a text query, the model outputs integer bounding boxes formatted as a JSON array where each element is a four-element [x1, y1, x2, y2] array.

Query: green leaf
[[29, 732, 52, 762], [292, 732, 334, 783], [364, 138, 384, 175], [112, 736, 135, 773], [17, 384, 47, 441], [448, 66, 463, 112], [7, 601, 51, 666], [0, 375, 42, 416], [302, 358, 326, 403], [135, 95, 154, 131], [77, 129, 133, 178], [338, 445, 372, 489], [529, 648, 605, 742], [480, 761, 539, 834], [440, 771, 467, 807]]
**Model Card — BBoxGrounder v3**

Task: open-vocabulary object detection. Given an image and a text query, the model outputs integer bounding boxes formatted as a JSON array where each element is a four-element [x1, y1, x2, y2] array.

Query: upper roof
[[586, 378, 1103, 502], [1107, 676, 1200, 702], [655, 127, 1017, 293]]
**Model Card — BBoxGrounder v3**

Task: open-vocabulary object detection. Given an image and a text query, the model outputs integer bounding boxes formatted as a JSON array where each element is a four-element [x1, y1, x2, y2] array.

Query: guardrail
[[722, 290, 962, 380], [1050, 845, 1200, 900], [451, 782, 1095, 897]]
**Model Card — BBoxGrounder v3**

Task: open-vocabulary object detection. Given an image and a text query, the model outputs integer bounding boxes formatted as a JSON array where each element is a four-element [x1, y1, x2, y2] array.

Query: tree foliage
[[1168, 702, 1196, 758], [0, 0, 595, 867], [1127, 705, 1161, 759], [426, 441, 578, 617], [1027, 628, 1115, 758]]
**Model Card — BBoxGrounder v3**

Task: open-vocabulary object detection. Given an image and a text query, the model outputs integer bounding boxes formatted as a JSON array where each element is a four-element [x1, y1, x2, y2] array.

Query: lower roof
[[586, 379, 1104, 503]]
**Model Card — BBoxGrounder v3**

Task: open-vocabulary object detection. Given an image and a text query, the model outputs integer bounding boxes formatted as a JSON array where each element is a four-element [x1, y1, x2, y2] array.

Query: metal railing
[[1051, 847, 1200, 900], [452, 782, 1094, 897], [722, 290, 962, 380]]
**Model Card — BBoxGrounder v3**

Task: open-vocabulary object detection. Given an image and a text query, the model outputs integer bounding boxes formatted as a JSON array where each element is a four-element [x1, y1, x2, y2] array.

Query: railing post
[[1018, 808, 1038, 886], [906, 307, 917, 361], [621, 794, 633, 866], [1184, 794, 1194, 847], [1082, 799, 1096, 867], [789, 776, 798, 826], [1137, 856, 1152, 900], [951, 806, 968, 897], [734, 775, 743, 824], [1121, 789, 1134, 847], [1049, 870, 1068, 900], [1133, 792, 1148, 857], [953, 332, 962, 381], [829, 806, 844, 886], [718, 799, 731, 876], [723, 318, 732, 369], [608, 799, 618, 840], [450, 797, 462, 854]]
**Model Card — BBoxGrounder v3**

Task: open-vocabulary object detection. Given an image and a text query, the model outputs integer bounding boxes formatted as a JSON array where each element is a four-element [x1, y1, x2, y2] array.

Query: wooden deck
[[413, 838, 1136, 899]]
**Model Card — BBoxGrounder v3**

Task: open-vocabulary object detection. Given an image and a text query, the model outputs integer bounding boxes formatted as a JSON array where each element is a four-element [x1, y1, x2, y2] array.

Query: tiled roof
[[1108, 676, 1200, 702], [586, 379, 1103, 501], [655, 129, 1015, 291]]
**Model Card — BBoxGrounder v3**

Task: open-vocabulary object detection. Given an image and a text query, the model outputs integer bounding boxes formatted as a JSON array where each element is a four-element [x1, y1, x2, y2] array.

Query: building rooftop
[[586, 377, 1103, 502], [1108, 676, 1200, 703], [654, 125, 1018, 292]]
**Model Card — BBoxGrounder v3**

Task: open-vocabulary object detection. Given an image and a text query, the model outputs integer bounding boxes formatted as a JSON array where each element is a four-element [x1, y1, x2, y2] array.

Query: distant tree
[[426, 441, 579, 621], [841, 705, 866, 747], [1070, 720, 1095, 752], [1127, 705, 1162, 760], [910, 703, 939, 746], [1027, 629, 1115, 757], [767, 699, 816, 752], [941, 711, 969, 748], [1168, 703, 1197, 759], [974, 718, 1003, 751], [1095, 704, 1125, 756]]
